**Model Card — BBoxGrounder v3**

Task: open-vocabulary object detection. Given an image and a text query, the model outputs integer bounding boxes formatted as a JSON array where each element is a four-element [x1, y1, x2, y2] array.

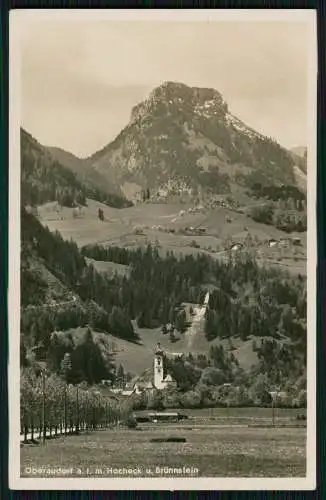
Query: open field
[[65, 323, 263, 376], [20, 422, 306, 478], [179, 406, 306, 418], [85, 257, 130, 278], [37, 200, 306, 275], [135, 406, 307, 425]]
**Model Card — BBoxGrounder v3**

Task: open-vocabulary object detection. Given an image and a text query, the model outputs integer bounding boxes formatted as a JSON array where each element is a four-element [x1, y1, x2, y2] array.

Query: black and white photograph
[[9, 9, 317, 490]]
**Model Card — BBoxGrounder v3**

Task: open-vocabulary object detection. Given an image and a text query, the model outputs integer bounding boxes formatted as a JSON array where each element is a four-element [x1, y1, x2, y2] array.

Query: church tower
[[154, 343, 166, 390]]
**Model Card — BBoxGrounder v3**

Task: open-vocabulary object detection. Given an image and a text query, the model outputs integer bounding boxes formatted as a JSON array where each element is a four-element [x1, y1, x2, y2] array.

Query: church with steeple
[[153, 343, 176, 390], [114, 342, 176, 396]]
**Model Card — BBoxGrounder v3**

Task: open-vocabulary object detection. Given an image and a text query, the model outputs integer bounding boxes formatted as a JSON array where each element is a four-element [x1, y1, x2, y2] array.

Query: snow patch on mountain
[[225, 113, 265, 141]]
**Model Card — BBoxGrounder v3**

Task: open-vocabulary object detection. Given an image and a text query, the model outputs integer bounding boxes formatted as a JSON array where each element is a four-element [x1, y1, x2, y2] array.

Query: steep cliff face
[[88, 81, 297, 199]]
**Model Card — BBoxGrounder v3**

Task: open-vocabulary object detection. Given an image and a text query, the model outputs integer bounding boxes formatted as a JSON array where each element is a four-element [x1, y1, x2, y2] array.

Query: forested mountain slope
[[21, 128, 132, 209]]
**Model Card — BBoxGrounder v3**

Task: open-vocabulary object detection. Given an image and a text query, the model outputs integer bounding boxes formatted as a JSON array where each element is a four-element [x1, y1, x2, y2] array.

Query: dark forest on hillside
[[21, 129, 132, 209], [21, 208, 307, 403]]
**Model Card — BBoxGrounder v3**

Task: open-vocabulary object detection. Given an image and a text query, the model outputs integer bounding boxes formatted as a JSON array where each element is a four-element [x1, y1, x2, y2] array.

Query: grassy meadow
[[62, 322, 265, 376], [21, 415, 306, 478], [37, 199, 306, 276]]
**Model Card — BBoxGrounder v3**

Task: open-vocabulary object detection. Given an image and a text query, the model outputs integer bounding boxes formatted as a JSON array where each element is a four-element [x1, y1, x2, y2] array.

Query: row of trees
[[20, 368, 131, 441]]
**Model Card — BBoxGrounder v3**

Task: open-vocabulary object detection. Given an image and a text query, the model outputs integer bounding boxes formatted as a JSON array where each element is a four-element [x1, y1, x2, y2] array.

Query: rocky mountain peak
[[88, 81, 299, 199], [130, 81, 228, 124]]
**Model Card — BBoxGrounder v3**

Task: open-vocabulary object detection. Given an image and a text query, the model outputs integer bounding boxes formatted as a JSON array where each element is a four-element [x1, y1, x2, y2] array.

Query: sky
[[20, 16, 313, 158]]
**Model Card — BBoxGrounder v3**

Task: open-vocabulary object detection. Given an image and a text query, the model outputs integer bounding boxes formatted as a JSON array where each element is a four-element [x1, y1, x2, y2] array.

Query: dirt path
[[184, 292, 210, 351]]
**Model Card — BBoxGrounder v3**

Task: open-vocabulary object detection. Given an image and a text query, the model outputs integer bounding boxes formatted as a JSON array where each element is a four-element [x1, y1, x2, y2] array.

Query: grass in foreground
[[21, 425, 306, 478]]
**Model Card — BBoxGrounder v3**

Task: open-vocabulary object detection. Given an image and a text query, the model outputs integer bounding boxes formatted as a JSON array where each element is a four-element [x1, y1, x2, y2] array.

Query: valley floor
[[20, 426, 306, 478], [21, 408, 306, 478]]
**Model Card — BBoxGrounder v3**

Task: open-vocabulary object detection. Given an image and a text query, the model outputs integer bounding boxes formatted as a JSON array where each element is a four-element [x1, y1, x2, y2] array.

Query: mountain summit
[[88, 81, 298, 200], [129, 81, 228, 124]]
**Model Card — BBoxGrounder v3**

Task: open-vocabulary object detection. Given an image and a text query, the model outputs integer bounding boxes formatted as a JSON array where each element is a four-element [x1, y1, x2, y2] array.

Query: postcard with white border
[[9, 8, 317, 491]]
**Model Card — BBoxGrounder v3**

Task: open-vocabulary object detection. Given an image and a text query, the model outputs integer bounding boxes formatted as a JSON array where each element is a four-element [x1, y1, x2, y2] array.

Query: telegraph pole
[[64, 385, 67, 436], [76, 385, 79, 435], [98, 394, 101, 428], [42, 370, 46, 444], [85, 392, 88, 433], [270, 391, 277, 427]]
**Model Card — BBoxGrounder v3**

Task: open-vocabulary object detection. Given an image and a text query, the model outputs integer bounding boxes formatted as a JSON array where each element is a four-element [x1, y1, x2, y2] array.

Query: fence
[[20, 370, 130, 443]]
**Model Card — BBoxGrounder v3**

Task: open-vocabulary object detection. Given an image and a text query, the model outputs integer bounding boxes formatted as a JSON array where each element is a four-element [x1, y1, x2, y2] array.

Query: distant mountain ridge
[[288, 146, 307, 191], [47, 146, 122, 196], [87, 81, 300, 200], [21, 128, 131, 209], [290, 146, 307, 159], [21, 83, 306, 206]]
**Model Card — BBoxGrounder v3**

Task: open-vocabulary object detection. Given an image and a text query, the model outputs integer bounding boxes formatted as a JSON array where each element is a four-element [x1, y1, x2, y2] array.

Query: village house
[[268, 239, 278, 248]]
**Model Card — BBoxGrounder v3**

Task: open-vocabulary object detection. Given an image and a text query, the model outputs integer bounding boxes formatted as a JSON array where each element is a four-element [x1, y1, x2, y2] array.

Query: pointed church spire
[[155, 342, 164, 355]]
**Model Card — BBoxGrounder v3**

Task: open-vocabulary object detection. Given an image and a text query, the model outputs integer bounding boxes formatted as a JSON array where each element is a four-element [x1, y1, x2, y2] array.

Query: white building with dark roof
[[154, 343, 177, 390]]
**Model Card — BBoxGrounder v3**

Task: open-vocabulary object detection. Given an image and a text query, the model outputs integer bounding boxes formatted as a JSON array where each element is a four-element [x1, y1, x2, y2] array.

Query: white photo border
[[8, 8, 317, 491]]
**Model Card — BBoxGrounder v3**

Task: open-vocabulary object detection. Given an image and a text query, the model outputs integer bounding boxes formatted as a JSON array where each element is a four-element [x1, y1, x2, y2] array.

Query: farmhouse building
[[134, 411, 188, 423], [268, 239, 278, 248]]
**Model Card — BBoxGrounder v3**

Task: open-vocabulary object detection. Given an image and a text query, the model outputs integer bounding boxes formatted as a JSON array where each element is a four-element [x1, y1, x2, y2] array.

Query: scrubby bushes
[[125, 413, 138, 429], [250, 203, 307, 233]]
